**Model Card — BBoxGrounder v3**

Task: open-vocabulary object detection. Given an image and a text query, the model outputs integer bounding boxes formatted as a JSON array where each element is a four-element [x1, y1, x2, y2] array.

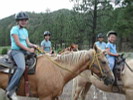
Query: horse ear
[[93, 44, 101, 53], [102, 50, 107, 55]]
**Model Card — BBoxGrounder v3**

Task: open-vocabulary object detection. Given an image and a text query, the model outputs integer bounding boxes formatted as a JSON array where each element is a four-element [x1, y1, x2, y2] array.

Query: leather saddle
[[0, 50, 37, 74]]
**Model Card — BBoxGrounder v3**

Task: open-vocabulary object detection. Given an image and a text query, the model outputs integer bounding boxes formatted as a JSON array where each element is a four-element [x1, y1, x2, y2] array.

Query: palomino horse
[[72, 55, 133, 100], [0, 45, 114, 100]]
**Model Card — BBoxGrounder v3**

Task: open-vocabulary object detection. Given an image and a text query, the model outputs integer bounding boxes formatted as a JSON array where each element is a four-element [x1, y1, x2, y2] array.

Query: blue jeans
[[6, 50, 25, 95], [107, 57, 115, 70]]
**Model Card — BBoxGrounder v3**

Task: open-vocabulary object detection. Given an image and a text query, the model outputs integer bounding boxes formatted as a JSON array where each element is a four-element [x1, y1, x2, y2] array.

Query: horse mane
[[55, 50, 93, 66]]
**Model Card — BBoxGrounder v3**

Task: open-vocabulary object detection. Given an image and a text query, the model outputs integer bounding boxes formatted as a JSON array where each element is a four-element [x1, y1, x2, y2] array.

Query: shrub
[[1, 48, 8, 55], [56, 48, 62, 53]]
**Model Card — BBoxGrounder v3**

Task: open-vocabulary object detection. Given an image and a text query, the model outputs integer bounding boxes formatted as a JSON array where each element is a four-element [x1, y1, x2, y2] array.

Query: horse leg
[[80, 83, 91, 100], [72, 78, 78, 100], [93, 87, 99, 99], [73, 86, 83, 100], [125, 89, 133, 100], [102, 92, 107, 100], [72, 78, 84, 100]]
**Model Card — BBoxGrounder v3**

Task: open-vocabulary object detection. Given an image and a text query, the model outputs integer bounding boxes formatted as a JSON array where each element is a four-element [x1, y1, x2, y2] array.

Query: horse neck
[[122, 59, 133, 79], [55, 50, 94, 83]]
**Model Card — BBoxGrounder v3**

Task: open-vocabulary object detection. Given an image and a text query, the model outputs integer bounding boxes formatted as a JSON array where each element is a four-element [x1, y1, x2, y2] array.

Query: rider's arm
[[12, 34, 34, 52], [49, 42, 53, 54], [106, 48, 119, 57], [49, 47, 53, 54], [40, 41, 45, 51], [26, 38, 37, 48]]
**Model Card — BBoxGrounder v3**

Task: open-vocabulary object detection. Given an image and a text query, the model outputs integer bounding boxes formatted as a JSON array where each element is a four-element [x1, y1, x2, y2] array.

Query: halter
[[88, 50, 111, 78]]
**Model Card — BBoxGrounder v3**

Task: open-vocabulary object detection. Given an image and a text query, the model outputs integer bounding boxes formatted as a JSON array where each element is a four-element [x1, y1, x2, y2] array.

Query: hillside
[[0, 5, 133, 51]]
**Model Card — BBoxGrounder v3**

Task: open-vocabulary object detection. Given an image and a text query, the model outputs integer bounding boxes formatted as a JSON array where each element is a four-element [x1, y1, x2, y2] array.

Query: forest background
[[0, 0, 132, 52]]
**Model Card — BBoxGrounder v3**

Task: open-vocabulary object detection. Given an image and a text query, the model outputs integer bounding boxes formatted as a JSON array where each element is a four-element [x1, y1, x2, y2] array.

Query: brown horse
[[59, 43, 78, 55], [0, 45, 114, 100], [72, 57, 133, 100]]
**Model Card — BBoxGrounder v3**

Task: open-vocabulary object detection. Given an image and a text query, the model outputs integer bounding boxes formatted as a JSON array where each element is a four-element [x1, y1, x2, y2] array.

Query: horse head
[[115, 53, 125, 65], [56, 45, 114, 85], [89, 45, 115, 85], [115, 53, 126, 71]]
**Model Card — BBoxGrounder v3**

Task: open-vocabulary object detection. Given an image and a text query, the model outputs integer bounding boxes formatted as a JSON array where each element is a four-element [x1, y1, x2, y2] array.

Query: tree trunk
[[91, 0, 98, 48]]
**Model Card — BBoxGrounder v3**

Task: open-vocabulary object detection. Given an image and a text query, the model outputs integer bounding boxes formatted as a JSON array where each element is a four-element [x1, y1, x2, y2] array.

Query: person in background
[[41, 31, 52, 54], [6, 12, 37, 100], [106, 31, 119, 70], [93, 33, 107, 99], [95, 33, 106, 50]]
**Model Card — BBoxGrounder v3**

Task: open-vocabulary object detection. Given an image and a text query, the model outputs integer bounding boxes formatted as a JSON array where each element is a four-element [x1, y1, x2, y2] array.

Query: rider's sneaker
[[6, 91, 18, 100]]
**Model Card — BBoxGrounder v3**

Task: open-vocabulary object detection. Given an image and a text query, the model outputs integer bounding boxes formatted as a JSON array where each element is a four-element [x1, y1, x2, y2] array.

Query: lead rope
[[95, 53, 104, 75], [125, 61, 133, 72], [35, 47, 80, 74], [35, 47, 104, 80]]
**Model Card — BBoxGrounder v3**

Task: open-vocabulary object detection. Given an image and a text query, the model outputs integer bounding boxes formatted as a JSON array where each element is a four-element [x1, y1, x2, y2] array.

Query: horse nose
[[104, 77, 115, 85], [110, 78, 115, 84]]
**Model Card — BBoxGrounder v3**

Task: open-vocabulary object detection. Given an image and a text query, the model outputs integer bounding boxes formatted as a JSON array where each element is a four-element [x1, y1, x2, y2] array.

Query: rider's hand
[[115, 54, 119, 57], [32, 44, 38, 49], [50, 50, 54, 54], [28, 48, 35, 53]]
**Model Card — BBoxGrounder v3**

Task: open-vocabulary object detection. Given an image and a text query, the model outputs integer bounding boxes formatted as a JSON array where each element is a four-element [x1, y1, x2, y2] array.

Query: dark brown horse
[[0, 45, 114, 100]]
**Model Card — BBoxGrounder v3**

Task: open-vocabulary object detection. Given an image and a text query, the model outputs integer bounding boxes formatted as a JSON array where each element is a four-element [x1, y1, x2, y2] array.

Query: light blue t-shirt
[[106, 42, 117, 58], [95, 41, 106, 50], [41, 40, 51, 52], [10, 25, 28, 50]]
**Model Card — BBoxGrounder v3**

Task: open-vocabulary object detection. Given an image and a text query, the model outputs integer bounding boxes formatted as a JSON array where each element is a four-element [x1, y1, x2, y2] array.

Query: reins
[[35, 47, 75, 74], [35, 47, 106, 78], [89, 51, 104, 76], [125, 60, 133, 72], [116, 56, 133, 73]]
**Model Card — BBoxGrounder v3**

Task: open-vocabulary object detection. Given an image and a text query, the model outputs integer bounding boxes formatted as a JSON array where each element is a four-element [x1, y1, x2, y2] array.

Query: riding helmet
[[44, 31, 51, 36], [97, 33, 104, 38], [15, 12, 29, 21], [106, 31, 117, 37]]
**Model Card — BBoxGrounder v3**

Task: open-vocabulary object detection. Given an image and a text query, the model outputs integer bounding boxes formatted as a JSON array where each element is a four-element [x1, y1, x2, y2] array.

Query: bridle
[[88, 50, 112, 80]]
